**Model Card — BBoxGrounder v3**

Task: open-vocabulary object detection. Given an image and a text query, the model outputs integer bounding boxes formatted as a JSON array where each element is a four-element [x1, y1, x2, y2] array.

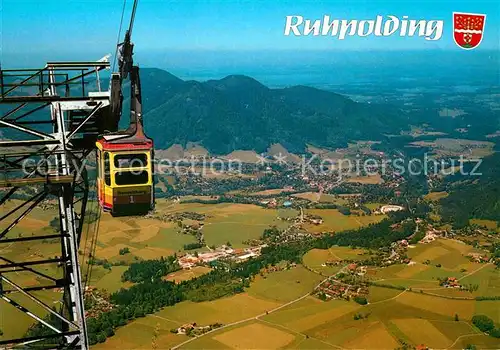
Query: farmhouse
[[177, 323, 196, 335], [467, 252, 490, 263], [267, 199, 277, 208], [347, 263, 358, 272], [441, 277, 461, 289]]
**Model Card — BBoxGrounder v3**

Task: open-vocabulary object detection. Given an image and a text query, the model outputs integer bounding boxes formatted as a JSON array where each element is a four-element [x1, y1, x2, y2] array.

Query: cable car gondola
[[96, 8, 154, 216]]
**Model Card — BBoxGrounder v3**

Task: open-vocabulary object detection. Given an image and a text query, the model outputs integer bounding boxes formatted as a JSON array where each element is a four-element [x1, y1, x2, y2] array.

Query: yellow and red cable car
[[96, 38, 154, 216], [96, 134, 153, 216]]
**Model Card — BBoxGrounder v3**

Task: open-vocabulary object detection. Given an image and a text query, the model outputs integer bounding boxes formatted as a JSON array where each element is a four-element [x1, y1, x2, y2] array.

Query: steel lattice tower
[[0, 59, 118, 349]]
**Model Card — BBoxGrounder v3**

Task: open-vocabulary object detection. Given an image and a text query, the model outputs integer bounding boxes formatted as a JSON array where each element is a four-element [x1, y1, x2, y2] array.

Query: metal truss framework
[[0, 60, 114, 349]]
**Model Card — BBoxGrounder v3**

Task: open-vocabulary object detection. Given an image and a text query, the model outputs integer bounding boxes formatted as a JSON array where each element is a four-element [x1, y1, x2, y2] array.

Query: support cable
[[84, 208, 101, 289], [112, 0, 127, 73], [81, 183, 98, 289]]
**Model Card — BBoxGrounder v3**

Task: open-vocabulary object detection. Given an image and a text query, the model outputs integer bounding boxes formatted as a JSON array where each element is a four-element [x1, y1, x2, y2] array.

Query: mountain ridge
[[139, 68, 409, 154]]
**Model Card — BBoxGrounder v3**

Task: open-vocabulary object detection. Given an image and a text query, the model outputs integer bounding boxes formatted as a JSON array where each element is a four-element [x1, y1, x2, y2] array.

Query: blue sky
[[1, 0, 499, 68]]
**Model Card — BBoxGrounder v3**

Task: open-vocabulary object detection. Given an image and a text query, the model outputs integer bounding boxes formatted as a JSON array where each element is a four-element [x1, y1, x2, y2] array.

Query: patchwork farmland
[[2, 196, 498, 349]]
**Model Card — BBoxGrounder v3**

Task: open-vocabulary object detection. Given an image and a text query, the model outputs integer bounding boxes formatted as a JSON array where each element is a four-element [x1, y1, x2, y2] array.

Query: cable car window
[[104, 152, 111, 186], [114, 153, 148, 168], [115, 170, 149, 185]]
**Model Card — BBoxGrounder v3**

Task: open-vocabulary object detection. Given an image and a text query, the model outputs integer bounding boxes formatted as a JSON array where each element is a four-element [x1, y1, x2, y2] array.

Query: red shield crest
[[453, 12, 486, 50]]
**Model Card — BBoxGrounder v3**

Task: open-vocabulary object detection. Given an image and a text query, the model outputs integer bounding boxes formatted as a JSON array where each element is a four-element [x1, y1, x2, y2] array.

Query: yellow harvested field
[[392, 318, 451, 349], [396, 293, 475, 319], [304, 209, 385, 233], [95, 316, 187, 350], [367, 286, 403, 303], [395, 263, 430, 278], [346, 173, 383, 184], [130, 226, 160, 243], [224, 150, 260, 163], [456, 261, 485, 273], [191, 166, 255, 179], [247, 188, 290, 196], [133, 246, 175, 260], [293, 192, 322, 202], [412, 246, 449, 261], [94, 266, 134, 293], [439, 239, 473, 254], [165, 266, 212, 283], [18, 217, 50, 229], [342, 322, 399, 349], [293, 192, 348, 205], [156, 293, 281, 325], [424, 191, 448, 201], [286, 303, 361, 332], [184, 143, 209, 156], [95, 243, 131, 259], [180, 195, 219, 201], [470, 219, 498, 230], [302, 249, 332, 266], [328, 246, 370, 261], [213, 322, 295, 349]]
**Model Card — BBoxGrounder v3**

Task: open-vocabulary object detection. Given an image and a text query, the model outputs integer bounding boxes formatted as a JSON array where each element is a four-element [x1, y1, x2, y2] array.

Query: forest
[[439, 152, 500, 227], [121, 255, 180, 283]]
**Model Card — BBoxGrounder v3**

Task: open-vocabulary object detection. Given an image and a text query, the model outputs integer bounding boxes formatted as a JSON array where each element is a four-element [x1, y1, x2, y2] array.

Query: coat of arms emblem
[[453, 12, 486, 49]]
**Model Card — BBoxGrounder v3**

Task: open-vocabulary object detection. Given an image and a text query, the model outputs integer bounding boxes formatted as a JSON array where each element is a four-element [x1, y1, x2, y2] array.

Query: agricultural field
[[165, 266, 212, 283], [201, 204, 290, 247], [302, 249, 341, 276], [424, 191, 449, 201], [302, 247, 373, 275], [212, 322, 296, 349], [364, 202, 386, 211], [346, 173, 384, 185], [367, 286, 403, 303], [409, 138, 495, 158], [262, 298, 361, 333], [90, 201, 293, 268], [152, 293, 280, 326], [247, 265, 324, 303], [92, 266, 134, 293], [94, 272, 293, 349], [245, 188, 292, 196], [368, 238, 499, 297], [93, 312, 189, 350], [95, 239, 499, 350], [266, 293, 494, 349], [0, 200, 65, 338], [0, 199, 294, 340], [0, 290, 62, 339], [303, 208, 386, 233], [2, 196, 499, 349], [223, 150, 261, 163], [80, 201, 298, 295], [292, 192, 348, 205], [470, 219, 499, 231]]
